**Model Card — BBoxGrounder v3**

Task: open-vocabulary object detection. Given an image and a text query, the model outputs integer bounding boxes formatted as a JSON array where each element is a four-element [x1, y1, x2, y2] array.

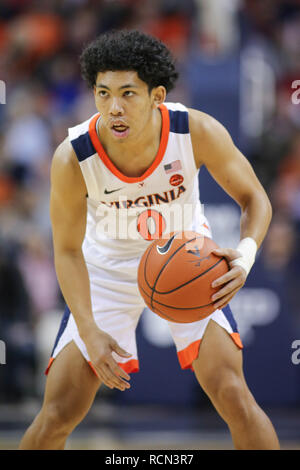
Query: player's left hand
[[210, 248, 247, 311]]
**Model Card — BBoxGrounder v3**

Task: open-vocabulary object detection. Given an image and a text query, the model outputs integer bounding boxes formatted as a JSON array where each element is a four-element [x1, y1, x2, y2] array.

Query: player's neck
[[98, 107, 162, 176]]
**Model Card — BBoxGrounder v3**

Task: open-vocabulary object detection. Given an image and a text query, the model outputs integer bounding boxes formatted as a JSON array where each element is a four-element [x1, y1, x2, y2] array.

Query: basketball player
[[19, 30, 280, 450]]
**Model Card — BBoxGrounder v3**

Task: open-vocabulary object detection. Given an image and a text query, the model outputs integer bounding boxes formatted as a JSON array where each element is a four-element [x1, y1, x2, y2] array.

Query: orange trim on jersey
[[88, 104, 170, 183]]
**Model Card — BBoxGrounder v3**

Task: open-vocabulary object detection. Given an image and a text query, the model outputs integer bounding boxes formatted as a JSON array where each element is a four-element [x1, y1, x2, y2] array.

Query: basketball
[[137, 231, 229, 323]]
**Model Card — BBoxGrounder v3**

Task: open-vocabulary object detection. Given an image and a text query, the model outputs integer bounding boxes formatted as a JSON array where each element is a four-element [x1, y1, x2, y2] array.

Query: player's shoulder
[[51, 136, 86, 195], [52, 136, 78, 172], [187, 107, 229, 141], [54, 112, 98, 166], [163, 101, 214, 126], [186, 108, 234, 167]]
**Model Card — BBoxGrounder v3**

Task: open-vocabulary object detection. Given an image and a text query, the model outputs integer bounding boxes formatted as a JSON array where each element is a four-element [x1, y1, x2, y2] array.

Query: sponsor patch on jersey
[[169, 174, 184, 186]]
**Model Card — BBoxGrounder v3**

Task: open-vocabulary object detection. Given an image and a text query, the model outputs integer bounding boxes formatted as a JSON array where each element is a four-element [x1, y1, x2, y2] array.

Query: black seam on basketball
[[149, 306, 210, 323], [152, 297, 214, 310], [139, 284, 215, 310], [150, 235, 201, 308], [152, 257, 226, 294], [143, 243, 156, 291], [142, 287, 217, 323], [148, 305, 181, 322]]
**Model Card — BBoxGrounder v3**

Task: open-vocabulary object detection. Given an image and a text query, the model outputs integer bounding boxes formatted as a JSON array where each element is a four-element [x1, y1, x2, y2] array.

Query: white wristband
[[231, 237, 257, 276]]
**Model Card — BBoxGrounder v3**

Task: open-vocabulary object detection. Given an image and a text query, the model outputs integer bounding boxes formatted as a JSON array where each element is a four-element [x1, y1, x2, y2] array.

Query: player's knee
[[40, 403, 78, 437], [217, 378, 251, 422], [204, 373, 251, 422]]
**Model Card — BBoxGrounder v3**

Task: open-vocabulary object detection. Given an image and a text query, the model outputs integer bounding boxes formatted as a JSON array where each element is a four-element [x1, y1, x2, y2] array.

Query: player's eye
[[123, 90, 134, 97], [98, 90, 108, 97]]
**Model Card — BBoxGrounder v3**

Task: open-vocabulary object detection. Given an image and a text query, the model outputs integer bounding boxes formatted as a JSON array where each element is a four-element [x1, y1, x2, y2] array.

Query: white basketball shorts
[[45, 251, 243, 377]]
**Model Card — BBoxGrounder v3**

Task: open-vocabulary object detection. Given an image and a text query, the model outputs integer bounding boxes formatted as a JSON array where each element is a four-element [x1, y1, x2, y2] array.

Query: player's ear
[[152, 86, 166, 107]]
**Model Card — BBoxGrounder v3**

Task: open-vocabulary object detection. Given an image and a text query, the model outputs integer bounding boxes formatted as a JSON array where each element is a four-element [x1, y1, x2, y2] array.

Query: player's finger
[[101, 364, 126, 391], [98, 365, 117, 389], [103, 360, 130, 390], [88, 362, 101, 380], [97, 352, 128, 389], [97, 361, 122, 389], [213, 288, 240, 310], [211, 266, 240, 288], [111, 342, 132, 359], [211, 278, 242, 302], [95, 367, 114, 389], [106, 358, 131, 382], [212, 248, 241, 261]]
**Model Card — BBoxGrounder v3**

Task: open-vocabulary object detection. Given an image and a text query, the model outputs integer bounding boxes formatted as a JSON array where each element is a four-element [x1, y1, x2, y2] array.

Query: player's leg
[[192, 319, 280, 450], [19, 341, 101, 450]]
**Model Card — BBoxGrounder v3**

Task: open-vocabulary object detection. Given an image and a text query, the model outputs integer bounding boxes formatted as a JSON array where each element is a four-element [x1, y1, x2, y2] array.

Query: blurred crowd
[[0, 0, 300, 403]]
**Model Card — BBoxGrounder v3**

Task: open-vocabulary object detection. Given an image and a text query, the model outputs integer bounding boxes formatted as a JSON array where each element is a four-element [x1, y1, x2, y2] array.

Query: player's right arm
[[50, 138, 131, 391]]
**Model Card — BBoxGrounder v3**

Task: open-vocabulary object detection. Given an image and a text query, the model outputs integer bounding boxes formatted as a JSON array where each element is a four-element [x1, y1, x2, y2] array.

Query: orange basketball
[[137, 231, 229, 323]]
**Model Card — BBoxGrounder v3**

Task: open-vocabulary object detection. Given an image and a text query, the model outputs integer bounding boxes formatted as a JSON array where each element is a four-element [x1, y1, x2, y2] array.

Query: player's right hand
[[83, 329, 132, 391]]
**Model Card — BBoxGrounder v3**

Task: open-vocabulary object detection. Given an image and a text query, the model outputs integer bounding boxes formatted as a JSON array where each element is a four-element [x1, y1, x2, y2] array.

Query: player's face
[[93, 71, 165, 142]]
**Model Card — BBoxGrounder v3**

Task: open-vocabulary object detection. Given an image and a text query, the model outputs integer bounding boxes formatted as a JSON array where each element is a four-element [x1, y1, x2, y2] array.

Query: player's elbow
[[53, 241, 83, 259], [259, 190, 273, 227], [241, 188, 272, 224], [52, 231, 84, 259], [265, 195, 273, 225], [247, 189, 273, 227]]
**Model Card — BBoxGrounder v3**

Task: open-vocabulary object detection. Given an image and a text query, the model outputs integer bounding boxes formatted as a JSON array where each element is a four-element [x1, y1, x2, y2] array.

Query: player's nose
[[109, 97, 124, 115]]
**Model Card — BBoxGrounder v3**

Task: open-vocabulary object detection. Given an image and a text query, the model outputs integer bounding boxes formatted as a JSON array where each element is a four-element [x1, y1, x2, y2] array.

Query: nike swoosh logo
[[156, 233, 178, 255], [104, 187, 124, 194]]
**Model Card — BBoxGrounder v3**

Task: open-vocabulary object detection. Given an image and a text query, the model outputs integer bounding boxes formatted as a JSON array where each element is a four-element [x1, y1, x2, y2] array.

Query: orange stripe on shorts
[[177, 339, 201, 370], [88, 358, 140, 378]]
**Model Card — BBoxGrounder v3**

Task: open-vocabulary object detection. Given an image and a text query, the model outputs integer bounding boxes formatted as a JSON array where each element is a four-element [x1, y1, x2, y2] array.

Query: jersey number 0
[[137, 209, 166, 241]]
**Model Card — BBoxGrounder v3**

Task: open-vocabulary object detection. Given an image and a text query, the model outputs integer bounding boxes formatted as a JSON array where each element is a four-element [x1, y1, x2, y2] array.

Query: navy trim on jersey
[[50, 305, 71, 356], [168, 110, 189, 134], [223, 305, 239, 333], [71, 132, 96, 162]]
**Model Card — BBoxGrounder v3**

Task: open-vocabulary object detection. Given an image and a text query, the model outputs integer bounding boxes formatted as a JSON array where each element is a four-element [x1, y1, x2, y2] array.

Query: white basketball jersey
[[68, 102, 211, 261]]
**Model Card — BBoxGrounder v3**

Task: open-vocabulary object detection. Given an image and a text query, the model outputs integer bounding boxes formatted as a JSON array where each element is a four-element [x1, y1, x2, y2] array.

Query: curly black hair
[[79, 30, 179, 93]]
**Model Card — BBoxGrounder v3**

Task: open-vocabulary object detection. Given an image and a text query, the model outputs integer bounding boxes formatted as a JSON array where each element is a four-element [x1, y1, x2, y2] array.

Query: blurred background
[[0, 0, 300, 450]]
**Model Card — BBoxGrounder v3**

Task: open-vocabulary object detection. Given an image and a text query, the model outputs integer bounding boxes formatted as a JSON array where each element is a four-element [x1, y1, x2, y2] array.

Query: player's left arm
[[188, 108, 272, 310]]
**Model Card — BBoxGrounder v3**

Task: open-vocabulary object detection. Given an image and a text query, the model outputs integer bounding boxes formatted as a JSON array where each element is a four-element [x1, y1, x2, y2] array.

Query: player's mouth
[[111, 122, 130, 139]]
